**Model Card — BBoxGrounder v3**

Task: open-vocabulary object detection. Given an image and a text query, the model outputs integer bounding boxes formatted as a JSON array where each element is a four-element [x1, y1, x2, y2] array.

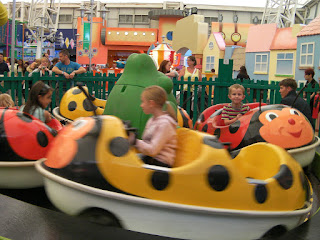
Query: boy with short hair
[[279, 78, 313, 127], [221, 84, 250, 125]]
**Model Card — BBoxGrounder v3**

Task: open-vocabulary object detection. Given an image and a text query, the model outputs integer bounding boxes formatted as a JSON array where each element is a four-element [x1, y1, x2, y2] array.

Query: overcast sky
[[3, 0, 310, 8], [104, 0, 267, 7], [2, 0, 267, 7]]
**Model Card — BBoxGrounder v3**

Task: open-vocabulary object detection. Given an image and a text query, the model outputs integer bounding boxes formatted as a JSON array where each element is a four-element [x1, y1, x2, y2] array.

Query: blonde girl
[[0, 93, 14, 108], [130, 85, 177, 167], [28, 57, 52, 77]]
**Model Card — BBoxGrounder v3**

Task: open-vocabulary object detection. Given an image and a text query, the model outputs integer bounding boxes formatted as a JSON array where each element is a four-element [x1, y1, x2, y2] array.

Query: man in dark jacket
[[0, 53, 9, 75], [279, 78, 314, 129], [304, 68, 319, 115]]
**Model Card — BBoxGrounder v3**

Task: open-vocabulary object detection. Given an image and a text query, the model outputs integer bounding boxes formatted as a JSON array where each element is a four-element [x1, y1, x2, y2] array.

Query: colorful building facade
[[268, 25, 303, 82], [295, 15, 320, 82], [202, 32, 225, 74], [245, 24, 277, 81], [76, 15, 182, 66]]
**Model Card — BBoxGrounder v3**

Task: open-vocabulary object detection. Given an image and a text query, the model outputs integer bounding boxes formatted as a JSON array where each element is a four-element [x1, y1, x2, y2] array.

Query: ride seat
[[212, 115, 225, 128], [232, 143, 282, 181], [173, 128, 202, 168]]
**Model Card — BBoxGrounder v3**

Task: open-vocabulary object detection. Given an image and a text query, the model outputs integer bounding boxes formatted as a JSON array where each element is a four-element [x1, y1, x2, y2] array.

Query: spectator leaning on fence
[[178, 56, 201, 117], [52, 49, 86, 80], [29, 57, 52, 77], [0, 53, 9, 76]]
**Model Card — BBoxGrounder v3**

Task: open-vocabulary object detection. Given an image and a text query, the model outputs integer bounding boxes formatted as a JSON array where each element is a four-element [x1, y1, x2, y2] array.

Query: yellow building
[[202, 32, 225, 75], [268, 25, 304, 82]]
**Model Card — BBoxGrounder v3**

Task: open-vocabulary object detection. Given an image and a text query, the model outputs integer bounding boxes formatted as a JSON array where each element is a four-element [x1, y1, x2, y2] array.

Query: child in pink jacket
[[130, 85, 177, 167]]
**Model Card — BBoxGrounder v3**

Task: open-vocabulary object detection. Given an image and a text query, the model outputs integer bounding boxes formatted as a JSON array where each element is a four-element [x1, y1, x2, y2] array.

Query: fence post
[[107, 73, 117, 95], [199, 76, 208, 113], [178, 77, 184, 107], [16, 72, 23, 106], [207, 76, 214, 107], [192, 77, 199, 123]]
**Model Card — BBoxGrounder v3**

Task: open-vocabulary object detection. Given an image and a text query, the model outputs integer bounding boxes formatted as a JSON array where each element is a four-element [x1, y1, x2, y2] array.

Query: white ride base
[[36, 159, 312, 240], [288, 136, 320, 167], [52, 107, 73, 123], [0, 161, 43, 189]]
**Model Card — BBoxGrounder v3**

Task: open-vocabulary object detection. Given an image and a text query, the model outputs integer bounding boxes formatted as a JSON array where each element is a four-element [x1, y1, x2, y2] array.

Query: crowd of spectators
[[0, 50, 86, 78]]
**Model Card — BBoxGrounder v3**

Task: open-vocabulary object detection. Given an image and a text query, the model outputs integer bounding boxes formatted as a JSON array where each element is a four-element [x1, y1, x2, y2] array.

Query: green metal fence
[[0, 71, 318, 126], [0, 71, 118, 110], [173, 76, 318, 125]]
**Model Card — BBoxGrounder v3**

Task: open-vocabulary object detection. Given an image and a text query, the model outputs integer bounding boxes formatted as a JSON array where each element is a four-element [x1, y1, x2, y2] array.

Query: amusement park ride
[[262, 0, 315, 27], [25, 0, 61, 58], [2, 1, 320, 240]]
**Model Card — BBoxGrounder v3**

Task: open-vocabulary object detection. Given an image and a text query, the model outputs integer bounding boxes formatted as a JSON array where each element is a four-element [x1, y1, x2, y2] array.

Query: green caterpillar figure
[[104, 53, 177, 138]]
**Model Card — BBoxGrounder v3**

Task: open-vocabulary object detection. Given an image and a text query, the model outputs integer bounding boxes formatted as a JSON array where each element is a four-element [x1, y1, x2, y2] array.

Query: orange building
[[76, 15, 181, 67]]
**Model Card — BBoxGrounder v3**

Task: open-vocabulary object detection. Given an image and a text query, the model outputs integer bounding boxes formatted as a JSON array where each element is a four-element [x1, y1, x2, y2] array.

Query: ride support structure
[[27, 0, 61, 58], [262, 0, 314, 27]]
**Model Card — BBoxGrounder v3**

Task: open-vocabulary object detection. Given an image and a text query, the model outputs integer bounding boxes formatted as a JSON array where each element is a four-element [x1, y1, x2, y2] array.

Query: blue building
[[246, 24, 277, 80], [245, 23, 277, 81], [295, 15, 320, 82]]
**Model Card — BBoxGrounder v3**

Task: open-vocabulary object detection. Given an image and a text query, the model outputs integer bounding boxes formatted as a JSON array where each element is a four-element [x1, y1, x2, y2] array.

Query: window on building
[[300, 42, 314, 67], [119, 15, 133, 24], [59, 14, 72, 23], [206, 56, 215, 71], [255, 54, 268, 72], [134, 15, 149, 24], [276, 53, 294, 75], [208, 42, 214, 50], [166, 31, 173, 41]]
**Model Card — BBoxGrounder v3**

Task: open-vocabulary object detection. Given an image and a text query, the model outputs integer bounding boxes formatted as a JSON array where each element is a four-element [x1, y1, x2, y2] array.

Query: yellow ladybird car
[[53, 86, 192, 128], [53, 86, 107, 122], [43, 115, 309, 211]]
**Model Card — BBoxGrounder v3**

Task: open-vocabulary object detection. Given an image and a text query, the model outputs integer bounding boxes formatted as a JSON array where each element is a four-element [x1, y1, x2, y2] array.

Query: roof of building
[[246, 23, 277, 53], [213, 32, 226, 50], [297, 14, 320, 37], [270, 27, 297, 50]]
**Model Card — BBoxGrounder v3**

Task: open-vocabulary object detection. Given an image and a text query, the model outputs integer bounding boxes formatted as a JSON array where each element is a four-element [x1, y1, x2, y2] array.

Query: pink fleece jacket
[[136, 114, 177, 166]]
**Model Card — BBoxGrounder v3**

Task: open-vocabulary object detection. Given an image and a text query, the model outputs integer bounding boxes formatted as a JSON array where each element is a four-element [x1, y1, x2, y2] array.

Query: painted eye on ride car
[[265, 112, 278, 122], [289, 109, 300, 116]]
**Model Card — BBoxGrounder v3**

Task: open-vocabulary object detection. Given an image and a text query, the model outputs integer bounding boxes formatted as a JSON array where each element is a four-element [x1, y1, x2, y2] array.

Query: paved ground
[[0, 173, 319, 240]]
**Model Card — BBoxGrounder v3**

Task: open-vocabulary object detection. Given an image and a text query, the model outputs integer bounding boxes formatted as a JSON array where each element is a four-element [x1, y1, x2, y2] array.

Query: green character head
[[104, 53, 177, 138]]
